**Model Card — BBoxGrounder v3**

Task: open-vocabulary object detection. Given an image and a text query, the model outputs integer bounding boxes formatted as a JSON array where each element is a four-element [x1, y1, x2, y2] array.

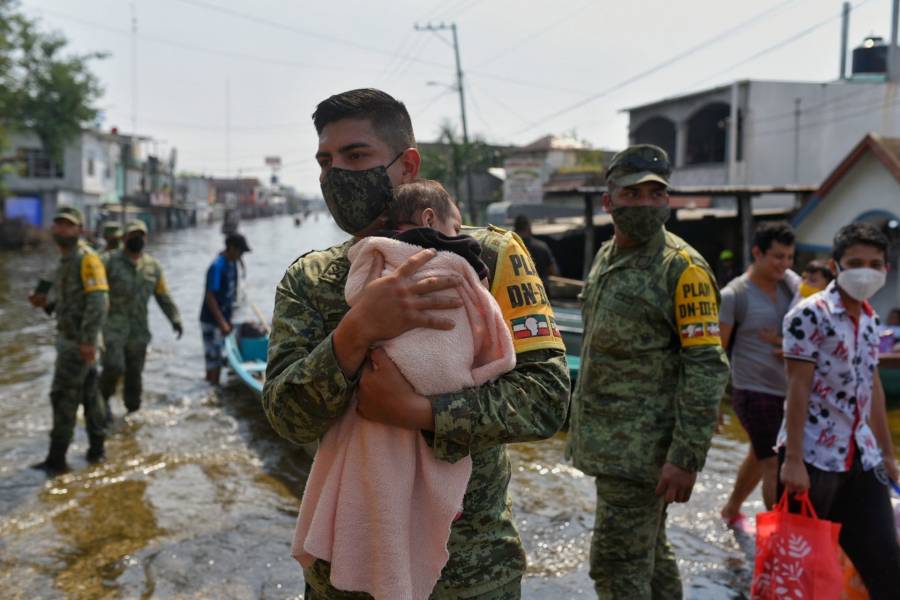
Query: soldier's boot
[[31, 440, 70, 475], [86, 434, 106, 464]]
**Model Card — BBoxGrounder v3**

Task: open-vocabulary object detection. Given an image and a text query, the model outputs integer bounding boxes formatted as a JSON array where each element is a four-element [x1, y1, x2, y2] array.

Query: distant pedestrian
[[718, 221, 798, 528], [201, 233, 250, 385], [568, 144, 730, 599], [99, 220, 183, 419], [717, 248, 740, 285], [796, 259, 833, 299], [100, 221, 122, 260], [513, 214, 558, 295], [27, 207, 109, 474], [779, 222, 899, 599]]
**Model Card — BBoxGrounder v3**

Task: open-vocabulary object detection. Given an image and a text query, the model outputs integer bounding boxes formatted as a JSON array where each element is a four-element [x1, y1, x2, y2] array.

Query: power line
[[686, 0, 876, 91], [473, 0, 592, 69], [506, 0, 807, 137], [751, 91, 900, 138], [161, 0, 590, 96], [35, 7, 361, 74], [166, 0, 453, 69]]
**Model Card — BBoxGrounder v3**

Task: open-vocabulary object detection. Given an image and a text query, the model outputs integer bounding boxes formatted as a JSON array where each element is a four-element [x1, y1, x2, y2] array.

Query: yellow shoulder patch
[[491, 234, 565, 353], [154, 272, 169, 295], [80, 253, 109, 293], [674, 264, 721, 348]]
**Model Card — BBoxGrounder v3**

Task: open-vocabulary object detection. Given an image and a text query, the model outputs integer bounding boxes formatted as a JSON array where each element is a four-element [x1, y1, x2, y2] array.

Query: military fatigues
[[569, 228, 729, 599], [262, 227, 570, 599], [50, 241, 109, 446], [100, 250, 181, 412]]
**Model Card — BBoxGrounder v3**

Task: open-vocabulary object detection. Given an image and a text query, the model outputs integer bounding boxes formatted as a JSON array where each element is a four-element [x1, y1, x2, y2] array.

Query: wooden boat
[[552, 303, 582, 385], [225, 327, 267, 395]]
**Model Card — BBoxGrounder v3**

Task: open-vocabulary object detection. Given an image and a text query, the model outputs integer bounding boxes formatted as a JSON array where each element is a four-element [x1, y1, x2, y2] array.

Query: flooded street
[[1, 214, 898, 599]]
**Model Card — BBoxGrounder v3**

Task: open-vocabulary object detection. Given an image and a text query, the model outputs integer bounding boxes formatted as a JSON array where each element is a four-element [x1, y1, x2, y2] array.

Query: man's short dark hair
[[832, 222, 889, 263], [753, 221, 795, 253], [312, 88, 415, 155], [386, 180, 453, 228], [802, 259, 834, 282], [513, 214, 531, 233]]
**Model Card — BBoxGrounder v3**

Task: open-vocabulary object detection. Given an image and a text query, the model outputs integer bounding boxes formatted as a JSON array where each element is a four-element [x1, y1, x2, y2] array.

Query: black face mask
[[53, 234, 78, 249], [320, 152, 403, 235], [125, 236, 145, 253]]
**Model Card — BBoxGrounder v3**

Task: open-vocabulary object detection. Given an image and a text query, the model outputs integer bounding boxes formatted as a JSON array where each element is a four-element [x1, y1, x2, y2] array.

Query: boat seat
[[243, 361, 266, 373]]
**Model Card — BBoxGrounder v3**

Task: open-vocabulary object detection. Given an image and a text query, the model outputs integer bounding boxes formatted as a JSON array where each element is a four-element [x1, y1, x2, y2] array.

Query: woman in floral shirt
[[778, 222, 899, 599]]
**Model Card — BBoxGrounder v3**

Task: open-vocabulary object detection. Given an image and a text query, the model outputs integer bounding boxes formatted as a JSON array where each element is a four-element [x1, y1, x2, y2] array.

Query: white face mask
[[836, 267, 886, 301]]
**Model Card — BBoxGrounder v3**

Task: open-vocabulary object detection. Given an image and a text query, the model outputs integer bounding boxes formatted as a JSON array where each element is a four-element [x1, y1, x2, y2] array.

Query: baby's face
[[434, 204, 462, 237], [802, 271, 829, 290]]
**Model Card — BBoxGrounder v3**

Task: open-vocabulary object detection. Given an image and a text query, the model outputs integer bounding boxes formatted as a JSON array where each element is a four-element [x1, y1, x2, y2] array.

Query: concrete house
[[793, 133, 900, 318]]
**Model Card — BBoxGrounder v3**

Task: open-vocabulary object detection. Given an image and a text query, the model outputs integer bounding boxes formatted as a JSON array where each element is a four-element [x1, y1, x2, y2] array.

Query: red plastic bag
[[751, 491, 843, 600]]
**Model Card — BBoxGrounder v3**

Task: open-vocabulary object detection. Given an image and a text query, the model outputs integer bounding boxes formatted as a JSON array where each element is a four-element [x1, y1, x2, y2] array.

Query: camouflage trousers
[[590, 475, 682, 600], [99, 337, 148, 412], [302, 559, 521, 599], [50, 338, 106, 445]]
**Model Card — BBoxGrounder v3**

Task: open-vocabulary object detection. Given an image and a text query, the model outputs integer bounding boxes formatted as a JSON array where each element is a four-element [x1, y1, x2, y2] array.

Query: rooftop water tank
[[851, 35, 887, 75]]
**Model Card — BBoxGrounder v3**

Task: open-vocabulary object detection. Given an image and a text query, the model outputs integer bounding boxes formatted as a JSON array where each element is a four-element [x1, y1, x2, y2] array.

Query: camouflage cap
[[606, 144, 672, 188], [54, 206, 83, 226], [102, 221, 123, 237], [125, 219, 148, 235]]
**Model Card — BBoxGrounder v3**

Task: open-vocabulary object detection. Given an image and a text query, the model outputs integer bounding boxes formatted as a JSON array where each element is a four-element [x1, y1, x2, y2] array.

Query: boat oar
[[250, 301, 271, 335]]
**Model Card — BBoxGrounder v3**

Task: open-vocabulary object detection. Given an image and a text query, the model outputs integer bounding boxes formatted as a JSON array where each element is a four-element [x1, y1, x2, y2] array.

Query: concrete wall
[[743, 80, 900, 186], [627, 79, 900, 188]]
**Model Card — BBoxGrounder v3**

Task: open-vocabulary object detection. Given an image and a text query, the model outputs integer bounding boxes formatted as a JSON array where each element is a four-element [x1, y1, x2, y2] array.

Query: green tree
[[0, 0, 103, 181], [419, 120, 505, 212]]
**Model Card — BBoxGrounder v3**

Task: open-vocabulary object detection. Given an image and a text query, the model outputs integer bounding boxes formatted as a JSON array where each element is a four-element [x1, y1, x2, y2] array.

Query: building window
[[16, 148, 64, 179], [633, 116, 677, 164], [87, 153, 95, 177], [686, 102, 730, 165]]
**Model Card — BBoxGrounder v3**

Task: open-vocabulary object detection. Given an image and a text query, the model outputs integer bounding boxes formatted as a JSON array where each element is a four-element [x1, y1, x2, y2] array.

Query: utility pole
[[414, 22, 476, 224], [225, 78, 231, 178], [130, 3, 138, 134]]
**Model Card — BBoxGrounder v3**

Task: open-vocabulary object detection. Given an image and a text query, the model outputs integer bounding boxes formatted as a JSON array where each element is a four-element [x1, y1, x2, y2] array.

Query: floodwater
[[1, 214, 897, 599]]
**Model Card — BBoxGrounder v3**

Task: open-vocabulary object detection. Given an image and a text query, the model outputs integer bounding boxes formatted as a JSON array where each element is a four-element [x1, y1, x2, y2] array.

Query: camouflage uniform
[[50, 240, 109, 447], [569, 227, 729, 599], [262, 227, 570, 599], [100, 249, 181, 412]]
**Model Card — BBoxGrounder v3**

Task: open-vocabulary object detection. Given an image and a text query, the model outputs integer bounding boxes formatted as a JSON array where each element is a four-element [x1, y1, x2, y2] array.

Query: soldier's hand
[[356, 348, 435, 431], [28, 292, 48, 308], [655, 463, 697, 503], [780, 457, 810, 494], [348, 249, 462, 345], [79, 343, 97, 364], [219, 322, 233, 335], [173, 322, 184, 339]]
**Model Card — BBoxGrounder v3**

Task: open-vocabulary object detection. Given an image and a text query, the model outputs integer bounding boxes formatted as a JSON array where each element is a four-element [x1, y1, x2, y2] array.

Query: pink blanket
[[292, 236, 516, 600]]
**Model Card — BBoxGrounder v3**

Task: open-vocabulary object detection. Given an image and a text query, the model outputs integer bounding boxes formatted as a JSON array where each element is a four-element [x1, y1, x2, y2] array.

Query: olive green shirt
[[103, 250, 181, 345], [53, 241, 109, 345], [569, 228, 730, 483]]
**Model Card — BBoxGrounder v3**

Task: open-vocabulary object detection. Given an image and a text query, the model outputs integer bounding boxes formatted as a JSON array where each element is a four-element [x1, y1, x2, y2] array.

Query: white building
[[624, 36, 900, 191], [3, 129, 122, 230], [792, 133, 900, 318]]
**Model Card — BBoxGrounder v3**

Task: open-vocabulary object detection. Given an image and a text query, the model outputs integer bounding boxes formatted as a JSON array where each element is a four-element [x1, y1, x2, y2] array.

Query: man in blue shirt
[[201, 233, 250, 384]]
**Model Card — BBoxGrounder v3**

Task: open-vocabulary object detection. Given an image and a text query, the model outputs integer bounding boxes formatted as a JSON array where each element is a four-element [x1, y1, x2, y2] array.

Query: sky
[[20, 0, 897, 195]]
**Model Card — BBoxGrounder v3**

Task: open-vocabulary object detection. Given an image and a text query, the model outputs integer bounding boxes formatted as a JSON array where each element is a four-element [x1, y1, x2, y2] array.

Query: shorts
[[731, 388, 784, 460], [201, 322, 225, 371]]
